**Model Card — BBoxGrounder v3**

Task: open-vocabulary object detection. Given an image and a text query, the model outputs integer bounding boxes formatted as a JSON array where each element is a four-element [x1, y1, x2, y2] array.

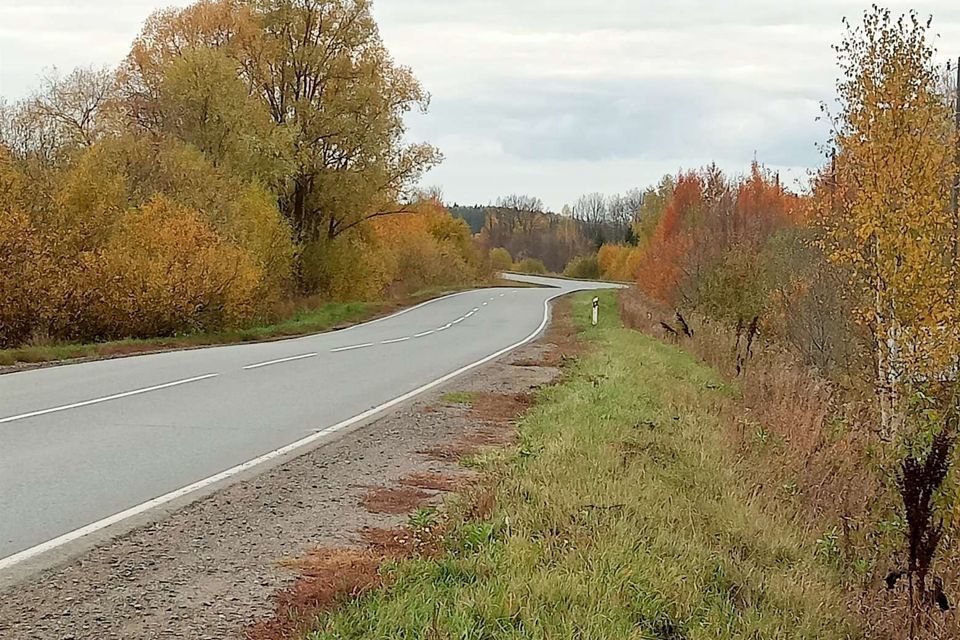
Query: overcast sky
[[2, 1, 960, 209]]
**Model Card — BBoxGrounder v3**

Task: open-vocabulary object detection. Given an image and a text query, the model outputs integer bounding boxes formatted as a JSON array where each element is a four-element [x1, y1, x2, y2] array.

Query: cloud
[[2, 1, 959, 209], [373, 1, 960, 208]]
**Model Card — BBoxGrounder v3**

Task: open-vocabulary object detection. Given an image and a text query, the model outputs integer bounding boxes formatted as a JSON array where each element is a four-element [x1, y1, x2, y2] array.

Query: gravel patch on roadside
[[0, 323, 566, 639]]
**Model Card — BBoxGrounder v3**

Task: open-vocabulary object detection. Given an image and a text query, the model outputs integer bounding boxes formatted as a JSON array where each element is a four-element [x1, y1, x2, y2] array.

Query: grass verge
[[297, 291, 858, 639], [0, 281, 523, 370]]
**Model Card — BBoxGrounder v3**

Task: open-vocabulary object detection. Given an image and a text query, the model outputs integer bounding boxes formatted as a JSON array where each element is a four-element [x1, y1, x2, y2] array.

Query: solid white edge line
[[0, 374, 220, 425], [381, 337, 411, 345], [243, 353, 317, 370], [0, 290, 568, 573], [330, 343, 374, 353]]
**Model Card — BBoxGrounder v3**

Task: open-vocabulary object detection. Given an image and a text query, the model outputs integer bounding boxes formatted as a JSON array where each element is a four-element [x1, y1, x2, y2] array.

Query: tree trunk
[[876, 322, 905, 440]]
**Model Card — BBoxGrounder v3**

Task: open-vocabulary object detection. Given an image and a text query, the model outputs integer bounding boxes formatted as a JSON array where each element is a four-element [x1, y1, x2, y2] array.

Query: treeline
[[613, 8, 960, 636], [0, 0, 485, 348], [450, 191, 642, 274]]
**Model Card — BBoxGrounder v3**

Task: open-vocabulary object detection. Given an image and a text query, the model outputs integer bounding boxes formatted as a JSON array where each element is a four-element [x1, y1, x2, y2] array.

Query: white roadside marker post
[[592, 297, 600, 326]]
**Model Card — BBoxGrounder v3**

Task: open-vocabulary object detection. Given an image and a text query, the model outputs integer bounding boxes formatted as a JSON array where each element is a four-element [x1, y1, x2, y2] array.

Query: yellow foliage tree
[[598, 244, 642, 281], [818, 8, 960, 436]]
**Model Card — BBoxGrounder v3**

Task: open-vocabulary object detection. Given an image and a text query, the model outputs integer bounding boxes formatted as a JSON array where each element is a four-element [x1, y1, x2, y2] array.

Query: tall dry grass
[[619, 287, 959, 639]]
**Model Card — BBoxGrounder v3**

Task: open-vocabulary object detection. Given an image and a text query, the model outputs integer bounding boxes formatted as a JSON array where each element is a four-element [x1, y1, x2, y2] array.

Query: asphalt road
[[0, 274, 617, 572]]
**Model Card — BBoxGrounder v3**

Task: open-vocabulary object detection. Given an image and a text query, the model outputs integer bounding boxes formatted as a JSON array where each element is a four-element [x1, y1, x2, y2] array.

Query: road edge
[[0, 290, 567, 584]]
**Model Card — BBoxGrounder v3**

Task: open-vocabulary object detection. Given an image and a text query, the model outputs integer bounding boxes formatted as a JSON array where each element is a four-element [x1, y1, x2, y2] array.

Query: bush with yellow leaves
[[597, 244, 642, 281], [81, 196, 262, 338], [372, 198, 484, 297]]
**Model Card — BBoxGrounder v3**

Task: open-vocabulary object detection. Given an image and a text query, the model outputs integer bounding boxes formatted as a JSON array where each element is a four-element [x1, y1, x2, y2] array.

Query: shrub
[[489, 247, 513, 272], [597, 244, 642, 281], [0, 209, 45, 347], [85, 196, 262, 338], [300, 231, 390, 302], [563, 254, 600, 279], [514, 257, 548, 275]]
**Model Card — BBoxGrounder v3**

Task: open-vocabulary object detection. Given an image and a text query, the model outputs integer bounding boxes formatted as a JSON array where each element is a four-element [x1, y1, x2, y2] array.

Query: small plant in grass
[[455, 522, 498, 553], [816, 526, 842, 564], [408, 507, 439, 530], [753, 424, 770, 446], [782, 480, 801, 497], [406, 508, 445, 556]]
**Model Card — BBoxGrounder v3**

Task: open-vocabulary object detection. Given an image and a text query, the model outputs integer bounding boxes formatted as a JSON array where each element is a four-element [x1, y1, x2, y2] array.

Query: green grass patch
[[303, 291, 858, 639], [441, 391, 479, 406]]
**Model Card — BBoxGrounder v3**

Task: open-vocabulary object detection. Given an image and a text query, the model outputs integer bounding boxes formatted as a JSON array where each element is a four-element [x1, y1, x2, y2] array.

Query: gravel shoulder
[[0, 303, 570, 639]]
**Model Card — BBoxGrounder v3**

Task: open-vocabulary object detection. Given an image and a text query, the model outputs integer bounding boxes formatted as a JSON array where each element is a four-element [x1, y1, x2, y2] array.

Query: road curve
[[0, 274, 618, 573]]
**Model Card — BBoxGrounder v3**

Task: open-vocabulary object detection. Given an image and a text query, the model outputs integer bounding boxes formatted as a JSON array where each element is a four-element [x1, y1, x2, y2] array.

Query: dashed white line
[[414, 330, 435, 338], [499, 293, 505, 297], [0, 287, 573, 572], [482, 302, 488, 306], [0, 374, 220, 425], [381, 337, 411, 345], [330, 343, 375, 353], [243, 353, 317, 370]]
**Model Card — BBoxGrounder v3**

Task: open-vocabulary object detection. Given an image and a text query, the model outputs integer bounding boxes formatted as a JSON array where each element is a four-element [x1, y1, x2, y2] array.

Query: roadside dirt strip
[[0, 308, 571, 639]]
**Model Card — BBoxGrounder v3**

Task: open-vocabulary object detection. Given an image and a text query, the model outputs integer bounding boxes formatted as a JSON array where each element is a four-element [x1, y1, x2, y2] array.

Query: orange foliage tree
[[633, 164, 799, 319]]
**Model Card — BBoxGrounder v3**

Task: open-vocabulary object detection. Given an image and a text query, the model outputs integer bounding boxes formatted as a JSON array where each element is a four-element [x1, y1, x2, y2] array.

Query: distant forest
[[449, 192, 641, 273]]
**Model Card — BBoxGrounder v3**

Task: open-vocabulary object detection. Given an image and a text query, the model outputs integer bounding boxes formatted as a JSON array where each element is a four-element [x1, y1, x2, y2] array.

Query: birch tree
[[819, 7, 960, 438]]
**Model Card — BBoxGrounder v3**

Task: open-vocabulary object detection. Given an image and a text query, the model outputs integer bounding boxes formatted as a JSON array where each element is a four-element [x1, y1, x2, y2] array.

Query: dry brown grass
[[359, 527, 417, 557], [400, 471, 474, 492], [361, 487, 434, 515], [619, 287, 959, 638], [244, 548, 384, 640]]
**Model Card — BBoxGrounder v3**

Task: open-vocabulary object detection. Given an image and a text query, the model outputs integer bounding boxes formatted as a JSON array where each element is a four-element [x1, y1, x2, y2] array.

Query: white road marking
[[464, 311, 475, 318], [0, 289, 569, 574], [482, 302, 488, 306], [453, 318, 464, 324], [381, 337, 411, 345], [243, 353, 317, 370], [499, 293, 505, 297], [0, 375, 220, 425], [330, 343, 374, 353], [414, 330, 435, 338], [473, 308, 480, 312], [335, 290, 476, 334]]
